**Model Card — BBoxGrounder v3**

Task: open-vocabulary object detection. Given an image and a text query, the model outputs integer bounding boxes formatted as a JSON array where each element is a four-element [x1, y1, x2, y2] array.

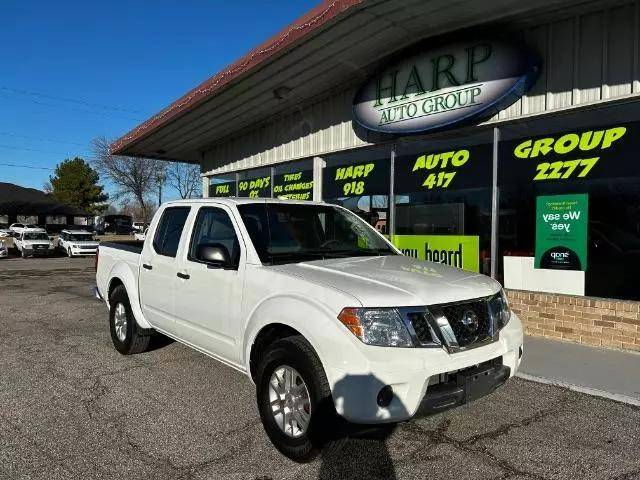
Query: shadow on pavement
[[315, 373, 409, 480]]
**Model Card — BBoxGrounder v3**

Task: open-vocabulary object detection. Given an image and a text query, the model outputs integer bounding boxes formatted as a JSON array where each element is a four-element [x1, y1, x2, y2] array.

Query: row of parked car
[[0, 223, 148, 259]]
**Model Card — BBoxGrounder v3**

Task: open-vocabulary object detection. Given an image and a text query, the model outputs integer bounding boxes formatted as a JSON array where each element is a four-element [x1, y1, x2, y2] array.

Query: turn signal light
[[337, 308, 363, 339]]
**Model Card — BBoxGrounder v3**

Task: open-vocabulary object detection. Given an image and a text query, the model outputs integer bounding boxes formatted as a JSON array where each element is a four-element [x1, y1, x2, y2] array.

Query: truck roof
[[163, 198, 329, 207]]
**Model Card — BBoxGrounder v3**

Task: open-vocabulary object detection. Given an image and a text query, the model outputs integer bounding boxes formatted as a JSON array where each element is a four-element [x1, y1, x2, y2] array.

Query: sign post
[[535, 194, 588, 271]]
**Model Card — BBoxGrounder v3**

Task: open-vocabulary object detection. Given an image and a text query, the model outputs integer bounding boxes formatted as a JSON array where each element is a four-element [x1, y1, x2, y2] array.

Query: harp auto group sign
[[353, 40, 539, 134]]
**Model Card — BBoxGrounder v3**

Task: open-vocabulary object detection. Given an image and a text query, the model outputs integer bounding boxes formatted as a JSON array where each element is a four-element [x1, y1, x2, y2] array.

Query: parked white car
[[14, 228, 55, 258], [0, 240, 8, 258], [9, 223, 38, 235], [133, 227, 148, 241], [58, 229, 99, 257], [96, 199, 523, 462], [132, 222, 147, 233], [0, 229, 14, 238]]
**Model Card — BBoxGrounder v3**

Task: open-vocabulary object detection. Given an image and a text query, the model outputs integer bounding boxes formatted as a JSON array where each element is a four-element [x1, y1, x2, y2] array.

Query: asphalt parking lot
[[1, 257, 639, 480]]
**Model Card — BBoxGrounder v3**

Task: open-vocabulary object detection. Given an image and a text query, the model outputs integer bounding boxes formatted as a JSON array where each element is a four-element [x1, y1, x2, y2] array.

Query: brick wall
[[505, 290, 640, 353]]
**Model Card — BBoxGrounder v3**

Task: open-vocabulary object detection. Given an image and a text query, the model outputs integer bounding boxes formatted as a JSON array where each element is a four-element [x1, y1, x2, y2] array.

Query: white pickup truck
[[95, 198, 523, 461]]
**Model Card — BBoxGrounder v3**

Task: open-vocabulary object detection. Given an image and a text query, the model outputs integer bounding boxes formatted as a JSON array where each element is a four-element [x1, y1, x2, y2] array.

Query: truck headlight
[[489, 290, 511, 330], [338, 308, 413, 347]]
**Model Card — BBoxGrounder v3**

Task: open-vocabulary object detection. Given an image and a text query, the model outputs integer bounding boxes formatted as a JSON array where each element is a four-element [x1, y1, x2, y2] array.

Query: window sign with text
[[323, 158, 390, 199], [209, 180, 236, 198], [273, 169, 314, 200], [238, 173, 271, 198], [500, 122, 639, 184], [393, 234, 480, 272], [395, 144, 492, 193], [535, 194, 588, 271]]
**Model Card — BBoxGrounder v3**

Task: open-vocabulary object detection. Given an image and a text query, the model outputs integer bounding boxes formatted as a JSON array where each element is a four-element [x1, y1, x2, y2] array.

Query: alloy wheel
[[113, 302, 127, 342], [268, 365, 312, 438]]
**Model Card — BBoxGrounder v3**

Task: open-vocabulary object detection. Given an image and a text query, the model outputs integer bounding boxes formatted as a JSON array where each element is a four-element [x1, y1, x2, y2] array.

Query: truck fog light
[[376, 385, 393, 407]]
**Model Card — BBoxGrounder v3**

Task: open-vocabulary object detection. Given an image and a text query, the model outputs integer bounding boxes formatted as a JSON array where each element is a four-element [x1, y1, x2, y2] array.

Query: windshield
[[68, 233, 94, 242], [237, 203, 396, 264], [24, 232, 49, 241]]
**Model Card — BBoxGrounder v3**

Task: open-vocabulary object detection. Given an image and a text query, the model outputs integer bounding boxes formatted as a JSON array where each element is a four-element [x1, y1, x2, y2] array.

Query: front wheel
[[256, 336, 344, 462], [21, 249, 27, 258], [67, 247, 72, 258], [108, 285, 151, 355]]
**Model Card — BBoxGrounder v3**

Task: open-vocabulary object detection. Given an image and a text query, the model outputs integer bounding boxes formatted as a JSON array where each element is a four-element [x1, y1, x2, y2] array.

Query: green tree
[[50, 157, 108, 214]]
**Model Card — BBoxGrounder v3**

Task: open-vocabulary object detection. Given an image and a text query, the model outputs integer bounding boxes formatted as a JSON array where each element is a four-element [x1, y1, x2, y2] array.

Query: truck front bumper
[[327, 313, 524, 424]]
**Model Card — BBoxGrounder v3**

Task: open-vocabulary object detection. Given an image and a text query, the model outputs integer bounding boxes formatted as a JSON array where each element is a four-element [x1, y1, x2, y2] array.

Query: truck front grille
[[441, 301, 492, 348], [400, 294, 498, 353]]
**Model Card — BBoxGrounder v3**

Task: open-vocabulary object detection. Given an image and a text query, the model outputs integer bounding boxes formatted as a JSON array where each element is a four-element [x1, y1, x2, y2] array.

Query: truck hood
[[269, 255, 501, 307]]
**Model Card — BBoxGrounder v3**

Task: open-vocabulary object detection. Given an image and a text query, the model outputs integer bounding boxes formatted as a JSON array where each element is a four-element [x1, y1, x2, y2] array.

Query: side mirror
[[195, 243, 233, 268]]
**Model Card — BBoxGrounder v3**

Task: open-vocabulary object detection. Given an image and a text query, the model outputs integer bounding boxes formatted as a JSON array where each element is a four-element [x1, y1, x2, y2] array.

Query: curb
[[516, 372, 640, 407]]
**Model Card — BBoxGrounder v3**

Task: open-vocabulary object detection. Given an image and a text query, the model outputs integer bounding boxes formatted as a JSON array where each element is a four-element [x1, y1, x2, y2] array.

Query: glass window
[[209, 174, 236, 198], [273, 159, 314, 201], [322, 147, 391, 233], [17, 215, 38, 225], [393, 128, 494, 274], [238, 167, 271, 198], [152, 207, 190, 258], [237, 203, 396, 264], [188, 207, 240, 266], [498, 102, 640, 301]]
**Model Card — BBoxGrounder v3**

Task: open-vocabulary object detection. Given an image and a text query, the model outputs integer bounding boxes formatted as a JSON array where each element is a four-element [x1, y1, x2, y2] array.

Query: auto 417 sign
[[353, 40, 539, 134]]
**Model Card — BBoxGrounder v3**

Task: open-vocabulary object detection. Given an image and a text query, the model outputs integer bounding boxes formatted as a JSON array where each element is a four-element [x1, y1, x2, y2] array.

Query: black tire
[[108, 285, 151, 355], [21, 249, 27, 259], [256, 336, 345, 463], [67, 247, 72, 258]]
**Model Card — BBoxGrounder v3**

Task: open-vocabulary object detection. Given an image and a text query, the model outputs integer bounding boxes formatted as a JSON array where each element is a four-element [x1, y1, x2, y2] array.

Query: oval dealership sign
[[353, 40, 539, 134]]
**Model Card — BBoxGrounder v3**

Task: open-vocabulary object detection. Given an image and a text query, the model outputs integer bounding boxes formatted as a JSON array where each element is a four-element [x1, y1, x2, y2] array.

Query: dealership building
[[112, 0, 640, 352]]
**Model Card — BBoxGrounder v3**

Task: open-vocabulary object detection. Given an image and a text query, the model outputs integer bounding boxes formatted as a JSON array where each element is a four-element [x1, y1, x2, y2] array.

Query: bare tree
[[165, 162, 202, 199], [90, 136, 164, 222]]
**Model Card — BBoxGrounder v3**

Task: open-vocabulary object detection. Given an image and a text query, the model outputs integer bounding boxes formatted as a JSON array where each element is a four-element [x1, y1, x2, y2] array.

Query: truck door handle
[[176, 272, 190, 280], [142, 263, 153, 270]]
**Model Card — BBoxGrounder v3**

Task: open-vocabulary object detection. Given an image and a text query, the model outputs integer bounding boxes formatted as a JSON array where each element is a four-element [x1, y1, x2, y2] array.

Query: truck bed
[[99, 240, 144, 254]]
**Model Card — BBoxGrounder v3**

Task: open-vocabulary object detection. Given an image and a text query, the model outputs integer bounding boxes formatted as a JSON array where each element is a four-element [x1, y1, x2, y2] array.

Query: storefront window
[[273, 159, 314, 200], [322, 147, 391, 233], [394, 130, 494, 274], [498, 102, 640, 301], [238, 167, 271, 198], [17, 215, 38, 224], [209, 174, 236, 198]]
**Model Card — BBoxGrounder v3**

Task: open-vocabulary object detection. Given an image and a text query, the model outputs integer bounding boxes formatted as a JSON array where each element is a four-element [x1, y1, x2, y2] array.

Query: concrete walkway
[[517, 335, 640, 405]]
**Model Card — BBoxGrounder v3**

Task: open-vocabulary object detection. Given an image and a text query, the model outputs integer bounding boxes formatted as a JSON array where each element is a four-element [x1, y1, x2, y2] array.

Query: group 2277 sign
[[535, 194, 588, 271]]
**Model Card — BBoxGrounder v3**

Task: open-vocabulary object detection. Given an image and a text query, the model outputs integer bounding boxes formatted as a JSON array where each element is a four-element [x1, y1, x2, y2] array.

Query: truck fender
[[106, 262, 153, 330], [242, 293, 365, 388]]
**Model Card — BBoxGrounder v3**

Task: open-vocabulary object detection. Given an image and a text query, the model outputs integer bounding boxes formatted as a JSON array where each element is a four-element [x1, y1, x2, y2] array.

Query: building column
[[202, 176, 209, 198]]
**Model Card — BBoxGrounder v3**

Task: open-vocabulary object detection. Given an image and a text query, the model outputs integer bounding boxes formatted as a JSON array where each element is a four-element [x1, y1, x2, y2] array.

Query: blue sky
[[0, 0, 318, 201]]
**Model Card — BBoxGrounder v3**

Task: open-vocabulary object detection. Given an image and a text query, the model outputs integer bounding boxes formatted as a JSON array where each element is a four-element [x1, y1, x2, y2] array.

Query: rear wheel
[[108, 285, 151, 355], [256, 336, 344, 462]]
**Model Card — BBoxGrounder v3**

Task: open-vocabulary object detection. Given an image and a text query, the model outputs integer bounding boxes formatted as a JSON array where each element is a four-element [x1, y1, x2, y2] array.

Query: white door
[[139, 206, 191, 333], [173, 205, 245, 364]]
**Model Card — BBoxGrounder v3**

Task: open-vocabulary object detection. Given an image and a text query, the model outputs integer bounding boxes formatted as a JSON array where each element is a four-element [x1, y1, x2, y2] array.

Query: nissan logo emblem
[[461, 310, 479, 331]]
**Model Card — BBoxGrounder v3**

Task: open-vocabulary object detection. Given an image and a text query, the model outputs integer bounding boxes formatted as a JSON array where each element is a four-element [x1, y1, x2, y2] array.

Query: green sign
[[393, 235, 479, 272], [273, 170, 314, 200], [535, 194, 588, 271]]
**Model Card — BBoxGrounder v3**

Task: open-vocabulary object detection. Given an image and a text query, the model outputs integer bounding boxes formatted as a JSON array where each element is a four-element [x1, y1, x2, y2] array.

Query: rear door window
[[152, 207, 191, 257]]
